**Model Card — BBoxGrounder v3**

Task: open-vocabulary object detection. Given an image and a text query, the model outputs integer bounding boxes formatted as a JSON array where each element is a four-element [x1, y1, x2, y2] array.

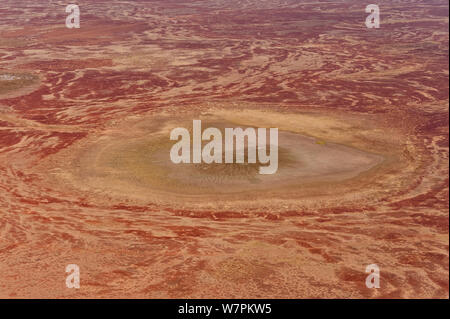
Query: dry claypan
[[41, 104, 415, 211]]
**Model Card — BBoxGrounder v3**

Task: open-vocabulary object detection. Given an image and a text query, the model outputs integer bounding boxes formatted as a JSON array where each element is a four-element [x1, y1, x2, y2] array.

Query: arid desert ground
[[0, 0, 448, 298]]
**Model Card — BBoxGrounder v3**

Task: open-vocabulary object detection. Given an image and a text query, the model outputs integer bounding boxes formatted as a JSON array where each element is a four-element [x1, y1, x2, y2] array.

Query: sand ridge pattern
[[0, 0, 448, 298]]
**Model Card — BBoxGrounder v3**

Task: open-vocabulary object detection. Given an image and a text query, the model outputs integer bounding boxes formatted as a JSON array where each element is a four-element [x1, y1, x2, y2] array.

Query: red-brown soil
[[0, 0, 448, 298]]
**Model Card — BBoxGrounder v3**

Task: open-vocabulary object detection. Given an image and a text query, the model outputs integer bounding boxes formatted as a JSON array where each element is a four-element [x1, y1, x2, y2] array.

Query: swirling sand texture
[[0, 0, 448, 298]]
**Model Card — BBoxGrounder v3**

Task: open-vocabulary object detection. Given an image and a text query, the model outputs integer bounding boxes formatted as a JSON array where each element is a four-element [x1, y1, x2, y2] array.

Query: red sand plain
[[0, 0, 448, 298]]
